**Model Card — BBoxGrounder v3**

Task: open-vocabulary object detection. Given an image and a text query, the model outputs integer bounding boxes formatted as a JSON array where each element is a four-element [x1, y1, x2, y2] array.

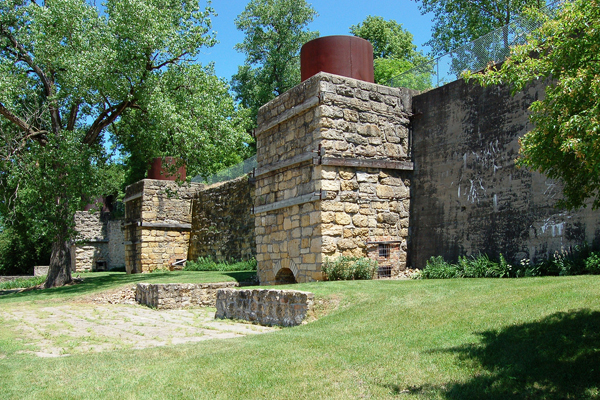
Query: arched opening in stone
[[275, 268, 297, 284]]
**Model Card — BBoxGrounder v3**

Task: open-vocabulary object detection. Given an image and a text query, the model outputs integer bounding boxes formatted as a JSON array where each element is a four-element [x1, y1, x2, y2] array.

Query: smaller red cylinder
[[147, 157, 186, 181], [301, 36, 374, 83]]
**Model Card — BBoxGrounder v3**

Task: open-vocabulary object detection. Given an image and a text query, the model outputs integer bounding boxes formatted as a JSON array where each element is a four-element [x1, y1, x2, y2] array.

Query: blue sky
[[196, 0, 435, 82]]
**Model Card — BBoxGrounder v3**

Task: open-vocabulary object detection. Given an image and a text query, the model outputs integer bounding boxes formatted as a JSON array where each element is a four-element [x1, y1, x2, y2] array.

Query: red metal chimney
[[300, 36, 374, 83], [147, 157, 186, 181]]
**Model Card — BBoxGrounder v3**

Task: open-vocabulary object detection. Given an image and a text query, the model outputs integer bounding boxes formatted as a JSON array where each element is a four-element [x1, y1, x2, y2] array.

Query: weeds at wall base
[[419, 245, 600, 279]]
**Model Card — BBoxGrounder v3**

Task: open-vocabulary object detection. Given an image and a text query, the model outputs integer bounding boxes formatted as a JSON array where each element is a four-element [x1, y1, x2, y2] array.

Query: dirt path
[[1, 298, 277, 358]]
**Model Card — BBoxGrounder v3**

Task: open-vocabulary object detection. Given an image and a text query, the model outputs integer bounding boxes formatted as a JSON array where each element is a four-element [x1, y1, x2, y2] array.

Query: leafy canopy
[[413, 0, 547, 56], [465, 0, 600, 209], [350, 15, 431, 88], [231, 0, 318, 125], [0, 0, 251, 285]]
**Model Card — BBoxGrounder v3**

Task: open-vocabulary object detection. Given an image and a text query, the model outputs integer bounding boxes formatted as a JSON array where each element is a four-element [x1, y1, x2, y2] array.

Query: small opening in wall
[[95, 261, 107, 271], [379, 244, 390, 258], [378, 265, 392, 278], [275, 268, 297, 284]]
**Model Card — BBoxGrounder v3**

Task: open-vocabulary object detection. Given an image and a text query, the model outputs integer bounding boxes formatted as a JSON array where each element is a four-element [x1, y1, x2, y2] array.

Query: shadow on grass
[[222, 271, 258, 284], [0, 271, 257, 302], [442, 309, 600, 399]]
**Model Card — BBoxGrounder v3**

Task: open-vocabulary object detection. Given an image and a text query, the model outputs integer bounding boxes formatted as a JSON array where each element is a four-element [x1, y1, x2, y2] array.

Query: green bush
[[322, 256, 378, 281], [420, 256, 457, 279], [421, 254, 512, 279], [585, 252, 600, 274], [184, 257, 257, 272]]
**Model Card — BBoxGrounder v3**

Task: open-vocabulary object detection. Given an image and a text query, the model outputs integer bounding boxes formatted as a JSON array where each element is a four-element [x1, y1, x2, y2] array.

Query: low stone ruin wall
[[215, 288, 314, 326], [135, 282, 239, 309], [0, 276, 30, 283]]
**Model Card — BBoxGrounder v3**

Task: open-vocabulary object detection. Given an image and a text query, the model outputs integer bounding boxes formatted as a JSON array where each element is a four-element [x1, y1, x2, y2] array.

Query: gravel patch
[[1, 291, 277, 358]]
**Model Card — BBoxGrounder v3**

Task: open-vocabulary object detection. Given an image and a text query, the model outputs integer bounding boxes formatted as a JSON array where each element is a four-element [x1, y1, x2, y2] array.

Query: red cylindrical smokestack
[[301, 35, 374, 83], [147, 157, 186, 181]]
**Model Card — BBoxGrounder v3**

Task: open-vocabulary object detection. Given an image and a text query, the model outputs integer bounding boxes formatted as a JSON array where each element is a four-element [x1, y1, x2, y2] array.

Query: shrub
[[585, 252, 600, 274], [421, 256, 457, 279], [322, 256, 378, 281], [421, 254, 512, 279], [184, 257, 257, 272], [108, 266, 126, 272]]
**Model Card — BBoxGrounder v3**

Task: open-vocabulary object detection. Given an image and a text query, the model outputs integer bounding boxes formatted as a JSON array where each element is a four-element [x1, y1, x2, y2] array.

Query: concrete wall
[[188, 175, 255, 262], [410, 78, 600, 268]]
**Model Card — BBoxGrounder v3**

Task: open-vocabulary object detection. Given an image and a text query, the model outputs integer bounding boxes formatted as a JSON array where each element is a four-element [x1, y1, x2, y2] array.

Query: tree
[[350, 15, 431, 88], [0, 0, 252, 287], [464, 0, 600, 209], [413, 0, 547, 56], [231, 0, 318, 125]]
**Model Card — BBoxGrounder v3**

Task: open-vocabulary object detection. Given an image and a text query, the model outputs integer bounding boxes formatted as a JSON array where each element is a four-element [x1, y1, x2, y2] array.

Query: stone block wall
[[410, 78, 600, 267], [72, 211, 124, 272], [123, 179, 202, 273], [255, 72, 415, 284], [254, 75, 322, 284], [316, 74, 415, 278], [188, 175, 256, 262], [215, 288, 314, 326], [136, 282, 239, 309]]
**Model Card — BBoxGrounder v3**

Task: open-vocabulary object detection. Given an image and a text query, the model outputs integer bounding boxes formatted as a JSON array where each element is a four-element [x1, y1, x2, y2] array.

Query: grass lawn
[[1, 274, 599, 399]]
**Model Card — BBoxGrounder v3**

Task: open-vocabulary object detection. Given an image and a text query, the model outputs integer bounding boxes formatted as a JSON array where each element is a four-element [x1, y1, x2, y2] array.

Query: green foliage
[[420, 256, 459, 279], [321, 256, 378, 281], [350, 16, 432, 87], [421, 254, 513, 279], [115, 64, 253, 185], [585, 252, 600, 275], [231, 0, 318, 125], [0, 275, 45, 290], [414, 0, 546, 56], [464, 0, 600, 209], [0, 224, 52, 275], [184, 257, 257, 272], [423, 245, 600, 279], [0, 0, 251, 286]]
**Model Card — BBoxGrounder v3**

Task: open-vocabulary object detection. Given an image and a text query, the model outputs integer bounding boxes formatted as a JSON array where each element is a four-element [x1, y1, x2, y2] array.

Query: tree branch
[[0, 102, 47, 140], [66, 102, 80, 131], [146, 52, 189, 71], [0, 25, 62, 133], [83, 100, 132, 145]]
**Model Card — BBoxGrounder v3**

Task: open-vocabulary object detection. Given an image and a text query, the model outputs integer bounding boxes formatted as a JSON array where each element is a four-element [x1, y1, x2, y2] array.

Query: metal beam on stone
[[320, 157, 413, 171], [253, 191, 325, 214], [253, 151, 317, 178], [141, 222, 192, 230], [254, 96, 319, 137]]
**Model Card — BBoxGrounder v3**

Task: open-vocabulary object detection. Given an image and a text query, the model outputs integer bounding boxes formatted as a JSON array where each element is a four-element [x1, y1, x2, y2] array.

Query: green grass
[[0, 276, 45, 290], [1, 275, 599, 399], [0, 270, 256, 305]]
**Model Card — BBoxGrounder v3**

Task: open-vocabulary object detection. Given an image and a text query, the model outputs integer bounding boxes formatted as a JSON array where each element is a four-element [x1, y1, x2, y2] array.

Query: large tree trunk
[[44, 231, 72, 288]]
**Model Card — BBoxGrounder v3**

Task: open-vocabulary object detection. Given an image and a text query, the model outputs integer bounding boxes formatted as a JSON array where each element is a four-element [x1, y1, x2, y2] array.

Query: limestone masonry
[[188, 175, 255, 263], [72, 211, 124, 272], [136, 282, 239, 309], [215, 288, 314, 326], [123, 179, 201, 273], [254, 72, 417, 284]]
